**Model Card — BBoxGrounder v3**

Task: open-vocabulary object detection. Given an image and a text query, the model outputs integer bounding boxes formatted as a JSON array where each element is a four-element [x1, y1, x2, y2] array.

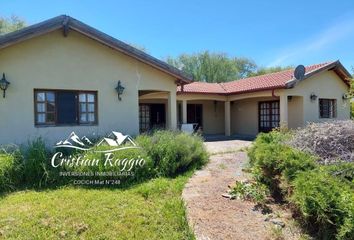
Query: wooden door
[[259, 101, 280, 132]]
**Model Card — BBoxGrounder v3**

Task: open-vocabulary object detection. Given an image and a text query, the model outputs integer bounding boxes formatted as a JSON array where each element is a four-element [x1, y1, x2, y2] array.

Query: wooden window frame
[[34, 89, 98, 127], [78, 92, 98, 125], [319, 98, 337, 119], [34, 91, 56, 125]]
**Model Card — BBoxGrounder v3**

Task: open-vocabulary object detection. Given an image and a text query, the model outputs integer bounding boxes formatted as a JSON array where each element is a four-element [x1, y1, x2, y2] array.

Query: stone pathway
[[182, 140, 300, 240]]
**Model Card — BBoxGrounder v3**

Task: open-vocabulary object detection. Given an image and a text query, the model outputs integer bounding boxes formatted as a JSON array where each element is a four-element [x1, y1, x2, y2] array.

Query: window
[[319, 99, 336, 118], [35, 91, 56, 124], [79, 93, 97, 124], [34, 90, 97, 126]]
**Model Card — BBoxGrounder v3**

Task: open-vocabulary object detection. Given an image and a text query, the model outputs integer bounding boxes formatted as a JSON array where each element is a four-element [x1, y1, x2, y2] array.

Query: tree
[[349, 74, 354, 119], [127, 42, 148, 53], [347, 66, 353, 118], [0, 15, 26, 35], [249, 65, 293, 77], [350, 80, 354, 119], [166, 51, 256, 83]]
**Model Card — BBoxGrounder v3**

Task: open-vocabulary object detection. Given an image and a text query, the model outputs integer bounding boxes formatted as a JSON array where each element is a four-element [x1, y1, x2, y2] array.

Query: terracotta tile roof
[[178, 62, 336, 95], [177, 81, 226, 94]]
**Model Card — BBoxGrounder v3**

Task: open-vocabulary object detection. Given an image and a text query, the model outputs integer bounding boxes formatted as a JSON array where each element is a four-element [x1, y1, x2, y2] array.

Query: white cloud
[[268, 14, 354, 67]]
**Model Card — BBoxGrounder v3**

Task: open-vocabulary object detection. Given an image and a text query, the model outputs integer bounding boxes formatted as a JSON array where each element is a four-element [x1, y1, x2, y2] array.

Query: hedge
[[248, 129, 354, 239], [0, 131, 209, 192]]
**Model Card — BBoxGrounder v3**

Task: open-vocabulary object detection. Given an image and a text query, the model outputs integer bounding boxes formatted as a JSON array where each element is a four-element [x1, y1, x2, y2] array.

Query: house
[[173, 62, 352, 137], [0, 15, 351, 145]]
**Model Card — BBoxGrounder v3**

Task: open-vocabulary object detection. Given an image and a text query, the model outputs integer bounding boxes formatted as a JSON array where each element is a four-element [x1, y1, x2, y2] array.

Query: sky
[[1, 0, 354, 72]]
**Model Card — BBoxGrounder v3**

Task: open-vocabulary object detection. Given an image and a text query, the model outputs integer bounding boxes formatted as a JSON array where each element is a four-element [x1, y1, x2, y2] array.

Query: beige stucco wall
[[288, 96, 304, 129], [230, 71, 350, 136], [0, 30, 177, 145], [183, 100, 225, 135], [283, 70, 350, 124], [231, 97, 276, 136]]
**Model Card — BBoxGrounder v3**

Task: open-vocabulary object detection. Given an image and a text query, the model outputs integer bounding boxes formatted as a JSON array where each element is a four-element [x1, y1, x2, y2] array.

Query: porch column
[[182, 100, 187, 124], [225, 101, 231, 136], [167, 91, 177, 130], [279, 94, 288, 128]]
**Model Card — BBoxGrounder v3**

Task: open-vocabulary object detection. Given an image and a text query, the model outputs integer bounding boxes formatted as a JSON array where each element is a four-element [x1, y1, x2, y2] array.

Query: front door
[[259, 101, 280, 132]]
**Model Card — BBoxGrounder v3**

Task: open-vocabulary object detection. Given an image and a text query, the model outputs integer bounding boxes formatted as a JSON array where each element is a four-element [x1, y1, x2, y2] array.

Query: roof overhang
[[285, 60, 351, 88], [0, 15, 193, 84]]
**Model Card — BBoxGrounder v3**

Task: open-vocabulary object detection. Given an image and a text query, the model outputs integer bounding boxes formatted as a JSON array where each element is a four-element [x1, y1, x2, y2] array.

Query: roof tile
[[178, 62, 333, 95]]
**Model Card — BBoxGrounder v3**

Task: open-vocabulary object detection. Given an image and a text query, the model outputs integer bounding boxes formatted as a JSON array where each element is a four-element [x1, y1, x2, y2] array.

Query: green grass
[[0, 174, 194, 240]]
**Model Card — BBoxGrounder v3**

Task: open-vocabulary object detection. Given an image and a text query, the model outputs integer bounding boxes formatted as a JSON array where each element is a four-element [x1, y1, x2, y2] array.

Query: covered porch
[[138, 90, 177, 133], [177, 94, 227, 135], [177, 90, 304, 137]]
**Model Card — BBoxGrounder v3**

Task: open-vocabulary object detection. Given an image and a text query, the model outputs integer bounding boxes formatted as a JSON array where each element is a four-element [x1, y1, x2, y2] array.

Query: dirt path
[[182, 140, 299, 240]]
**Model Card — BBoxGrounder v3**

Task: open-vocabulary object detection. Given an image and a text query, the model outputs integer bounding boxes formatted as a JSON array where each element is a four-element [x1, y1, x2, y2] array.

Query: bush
[[21, 138, 54, 187], [53, 131, 208, 186], [64, 145, 154, 187], [288, 121, 354, 164], [291, 170, 354, 239], [136, 131, 208, 177], [248, 131, 316, 196], [0, 131, 209, 190], [0, 151, 23, 193], [249, 129, 354, 239], [231, 181, 269, 204], [321, 163, 354, 185]]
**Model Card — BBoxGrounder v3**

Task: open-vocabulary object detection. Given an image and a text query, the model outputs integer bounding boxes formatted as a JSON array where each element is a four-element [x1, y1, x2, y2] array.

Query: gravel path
[[183, 140, 274, 240]]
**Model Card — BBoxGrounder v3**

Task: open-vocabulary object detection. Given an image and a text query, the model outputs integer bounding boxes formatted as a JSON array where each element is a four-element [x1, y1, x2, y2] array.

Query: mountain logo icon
[[55, 131, 139, 152], [97, 131, 137, 147]]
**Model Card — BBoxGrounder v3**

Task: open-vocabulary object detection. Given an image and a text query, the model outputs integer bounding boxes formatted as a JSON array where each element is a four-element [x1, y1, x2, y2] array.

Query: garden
[[239, 121, 354, 240], [0, 131, 208, 239]]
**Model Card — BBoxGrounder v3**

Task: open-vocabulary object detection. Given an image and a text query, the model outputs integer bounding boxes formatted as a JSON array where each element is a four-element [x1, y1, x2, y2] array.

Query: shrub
[[1, 131, 208, 190], [136, 131, 208, 177], [288, 121, 354, 164], [248, 131, 316, 196], [248, 130, 292, 166], [249, 129, 354, 239], [231, 181, 269, 204], [291, 170, 354, 239], [0, 151, 23, 192], [64, 145, 154, 187], [21, 138, 54, 187], [55, 131, 208, 186], [321, 163, 354, 185]]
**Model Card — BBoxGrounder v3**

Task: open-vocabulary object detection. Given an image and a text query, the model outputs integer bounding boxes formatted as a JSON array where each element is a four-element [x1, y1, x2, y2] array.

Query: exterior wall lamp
[[310, 93, 317, 101], [0, 73, 10, 98], [115, 80, 125, 101], [342, 93, 350, 100]]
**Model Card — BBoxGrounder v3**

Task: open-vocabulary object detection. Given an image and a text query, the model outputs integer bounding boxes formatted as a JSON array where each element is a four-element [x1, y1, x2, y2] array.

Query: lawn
[[0, 174, 194, 240]]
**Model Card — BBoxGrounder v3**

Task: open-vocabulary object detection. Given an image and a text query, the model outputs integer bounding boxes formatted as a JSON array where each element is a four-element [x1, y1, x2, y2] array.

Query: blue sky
[[2, 0, 354, 71]]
